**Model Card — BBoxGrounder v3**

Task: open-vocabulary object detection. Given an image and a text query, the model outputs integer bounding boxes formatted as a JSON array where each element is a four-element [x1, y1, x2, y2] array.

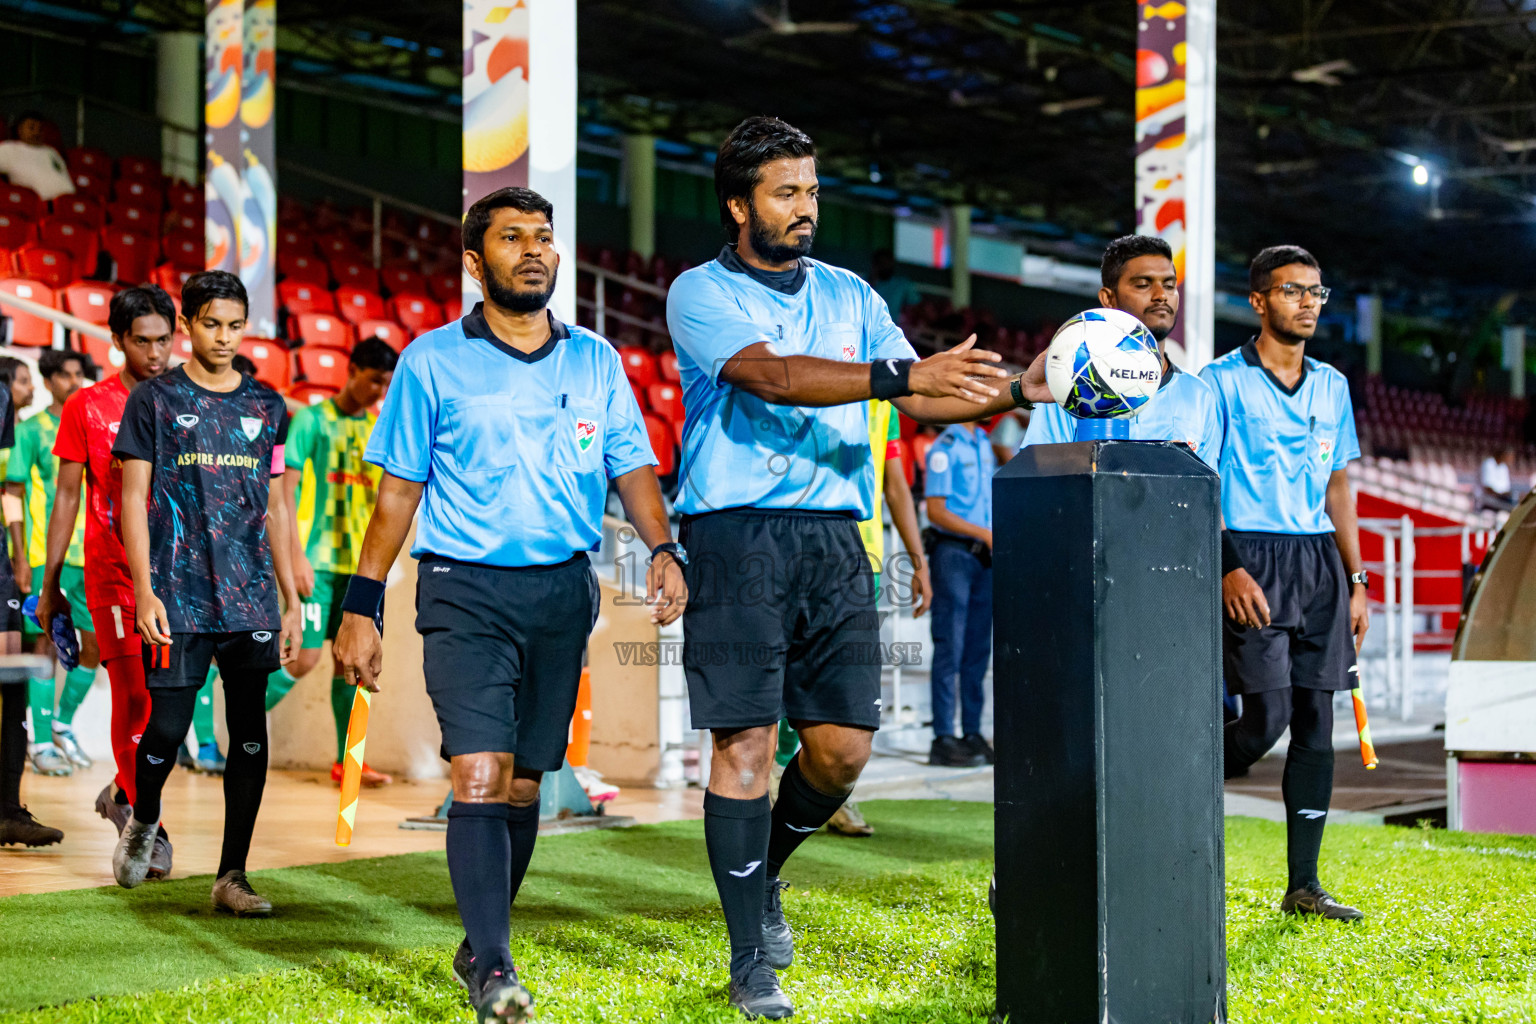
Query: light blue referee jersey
[[1199, 340, 1360, 535], [925, 423, 994, 531], [366, 305, 656, 567], [666, 247, 919, 518], [1020, 362, 1224, 468]]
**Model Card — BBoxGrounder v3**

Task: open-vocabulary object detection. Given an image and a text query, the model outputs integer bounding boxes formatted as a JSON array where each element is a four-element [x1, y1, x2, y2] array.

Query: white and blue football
[[1044, 308, 1162, 419]]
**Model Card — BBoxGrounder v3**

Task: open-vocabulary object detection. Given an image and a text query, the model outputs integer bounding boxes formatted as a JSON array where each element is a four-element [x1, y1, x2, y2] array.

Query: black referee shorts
[[1223, 531, 1356, 696], [415, 553, 599, 773], [679, 508, 883, 732]]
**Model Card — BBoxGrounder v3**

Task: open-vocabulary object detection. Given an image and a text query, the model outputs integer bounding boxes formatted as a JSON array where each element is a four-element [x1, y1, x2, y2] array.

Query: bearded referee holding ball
[[666, 116, 1053, 1019], [334, 187, 686, 1024]]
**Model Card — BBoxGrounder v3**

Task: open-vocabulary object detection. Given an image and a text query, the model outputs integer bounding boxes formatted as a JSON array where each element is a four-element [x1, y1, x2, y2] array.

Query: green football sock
[[775, 719, 799, 768], [56, 665, 96, 726], [26, 674, 54, 743], [331, 676, 352, 764], [193, 667, 218, 748], [265, 668, 299, 711]]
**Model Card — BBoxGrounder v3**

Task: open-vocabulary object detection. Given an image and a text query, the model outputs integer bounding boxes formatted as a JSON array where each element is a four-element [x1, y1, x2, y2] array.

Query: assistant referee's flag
[[336, 687, 374, 845]]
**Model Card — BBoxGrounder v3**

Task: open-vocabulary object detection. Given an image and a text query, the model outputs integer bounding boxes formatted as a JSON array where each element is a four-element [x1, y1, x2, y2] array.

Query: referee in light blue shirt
[[922, 420, 996, 768], [332, 188, 687, 1020], [1201, 245, 1370, 924], [1020, 234, 1223, 467], [665, 116, 1055, 1020]]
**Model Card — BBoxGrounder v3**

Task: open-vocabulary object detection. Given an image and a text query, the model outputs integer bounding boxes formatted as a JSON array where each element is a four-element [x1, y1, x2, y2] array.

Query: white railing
[[0, 288, 109, 343]]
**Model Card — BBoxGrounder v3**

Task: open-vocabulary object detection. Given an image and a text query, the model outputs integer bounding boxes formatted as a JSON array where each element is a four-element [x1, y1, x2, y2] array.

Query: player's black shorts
[[415, 553, 598, 772], [142, 629, 283, 689], [679, 507, 883, 732], [0, 531, 19, 634], [1224, 531, 1357, 696]]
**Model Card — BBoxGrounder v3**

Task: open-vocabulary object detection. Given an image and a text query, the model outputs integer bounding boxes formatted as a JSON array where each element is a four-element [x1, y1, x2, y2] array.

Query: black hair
[[10, 110, 47, 134], [1249, 245, 1320, 293], [462, 187, 554, 257], [714, 116, 817, 240], [349, 337, 399, 373], [230, 354, 257, 376], [37, 348, 83, 379], [180, 270, 248, 322], [0, 356, 25, 393], [108, 285, 177, 337], [1100, 234, 1175, 290]]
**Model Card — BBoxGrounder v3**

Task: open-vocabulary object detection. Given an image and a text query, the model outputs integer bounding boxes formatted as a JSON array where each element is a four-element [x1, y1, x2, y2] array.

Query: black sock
[[766, 755, 847, 878], [132, 685, 199, 825], [447, 801, 513, 987], [507, 800, 540, 907], [0, 682, 25, 816], [1282, 745, 1334, 892], [703, 791, 771, 976], [217, 670, 269, 877]]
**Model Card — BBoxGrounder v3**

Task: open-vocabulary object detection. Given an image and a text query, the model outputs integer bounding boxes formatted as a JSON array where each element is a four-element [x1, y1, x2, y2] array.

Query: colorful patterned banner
[[241, 0, 277, 337], [205, 0, 244, 278], [463, 1, 531, 306]]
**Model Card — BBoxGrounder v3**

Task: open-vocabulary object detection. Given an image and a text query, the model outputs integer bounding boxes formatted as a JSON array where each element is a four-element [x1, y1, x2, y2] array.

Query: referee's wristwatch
[[1349, 571, 1369, 587], [652, 542, 689, 567], [1009, 375, 1036, 411]]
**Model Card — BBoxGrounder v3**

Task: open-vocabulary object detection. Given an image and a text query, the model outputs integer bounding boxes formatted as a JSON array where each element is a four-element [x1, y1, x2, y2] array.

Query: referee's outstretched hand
[[647, 552, 687, 626], [334, 611, 384, 693], [1221, 568, 1271, 630], [908, 335, 1011, 404]]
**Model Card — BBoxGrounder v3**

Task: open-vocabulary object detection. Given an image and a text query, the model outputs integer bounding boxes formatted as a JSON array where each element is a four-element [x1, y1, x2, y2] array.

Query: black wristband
[[341, 575, 386, 622], [1220, 530, 1246, 577], [1009, 375, 1035, 410], [870, 358, 914, 400]]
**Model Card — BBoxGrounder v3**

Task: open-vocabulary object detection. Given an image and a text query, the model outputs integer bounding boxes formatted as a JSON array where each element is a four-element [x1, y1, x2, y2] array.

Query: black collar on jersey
[[1241, 337, 1307, 397], [463, 302, 570, 364], [717, 244, 807, 295], [1161, 357, 1179, 388]]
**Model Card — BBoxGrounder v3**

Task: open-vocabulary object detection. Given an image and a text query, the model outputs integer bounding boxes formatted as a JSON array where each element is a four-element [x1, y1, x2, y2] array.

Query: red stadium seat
[[294, 347, 349, 390], [70, 170, 110, 201], [277, 226, 314, 254], [79, 334, 122, 374], [443, 296, 462, 323], [65, 147, 111, 178], [288, 383, 338, 406], [317, 234, 363, 259], [619, 346, 658, 388], [658, 349, 680, 383], [150, 263, 192, 298], [52, 194, 104, 230], [16, 247, 74, 289], [239, 338, 290, 390], [0, 279, 58, 346], [294, 312, 355, 351], [107, 201, 159, 233], [62, 282, 117, 326], [114, 178, 162, 209], [428, 270, 460, 304], [356, 318, 406, 350], [390, 294, 443, 335], [0, 213, 33, 250], [161, 232, 203, 272], [0, 185, 41, 222], [276, 280, 335, 317], [646, 382, 684, 423], [380, 263, 426, 297], [164, 210, 199, 237], [644, 414, 677, 477], [330, 259, 380, 293], [167, 180, 200, 215], [38, 219, 98, 279], [277, 251, 329, 285], [334, 285, 386, 326], [116, 156, 159, 183], [101, 230, 156, 285]]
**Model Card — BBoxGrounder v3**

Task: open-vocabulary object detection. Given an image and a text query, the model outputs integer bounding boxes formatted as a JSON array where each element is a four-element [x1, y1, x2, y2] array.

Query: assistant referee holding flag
[[667, 116, 1052, 1019], [335, 188, 686, 1024]]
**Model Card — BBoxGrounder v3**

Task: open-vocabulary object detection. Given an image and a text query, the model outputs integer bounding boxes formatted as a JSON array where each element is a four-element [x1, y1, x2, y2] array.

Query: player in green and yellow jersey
[[268, 338, 396, 786], [772, 400, 931, 836], [4, 350, 98, 777]]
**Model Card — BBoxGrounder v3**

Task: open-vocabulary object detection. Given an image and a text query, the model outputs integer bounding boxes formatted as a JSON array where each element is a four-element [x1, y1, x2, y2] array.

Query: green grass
[[1, 803, 1534, 1022]]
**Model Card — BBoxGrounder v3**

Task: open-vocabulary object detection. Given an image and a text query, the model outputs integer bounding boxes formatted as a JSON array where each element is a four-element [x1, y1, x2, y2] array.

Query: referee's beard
[[747, 203, 816, 264], [484, 261, 559, 314]]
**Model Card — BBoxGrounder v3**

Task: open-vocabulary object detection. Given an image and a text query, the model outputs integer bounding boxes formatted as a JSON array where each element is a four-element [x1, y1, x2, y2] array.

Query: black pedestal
[[993, 440, 1225, 1024]]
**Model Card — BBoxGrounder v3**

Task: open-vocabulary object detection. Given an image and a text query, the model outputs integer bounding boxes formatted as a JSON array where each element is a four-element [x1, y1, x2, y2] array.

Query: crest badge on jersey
[[1317, 437, 1334, 465], [842, 342, 857, 361], [241, 417, 262, 441], [575, 418, 597, 452]]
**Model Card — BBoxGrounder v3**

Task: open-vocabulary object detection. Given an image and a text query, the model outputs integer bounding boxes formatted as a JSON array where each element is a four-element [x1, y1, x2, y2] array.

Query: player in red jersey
[[38, 286, 175, 876]]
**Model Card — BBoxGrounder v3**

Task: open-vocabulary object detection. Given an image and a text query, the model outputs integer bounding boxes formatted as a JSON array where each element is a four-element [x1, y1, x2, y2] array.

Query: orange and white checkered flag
[[335, 687, 373, 846]]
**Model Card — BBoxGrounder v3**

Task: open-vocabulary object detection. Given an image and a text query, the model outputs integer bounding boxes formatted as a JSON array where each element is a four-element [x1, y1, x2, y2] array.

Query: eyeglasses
[[1265, 283, 1330, 304]]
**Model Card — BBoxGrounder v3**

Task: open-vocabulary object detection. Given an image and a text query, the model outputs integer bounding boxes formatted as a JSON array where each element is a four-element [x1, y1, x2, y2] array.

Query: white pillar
[[1182, 0, 1216, 369], [1503, 325, 1526, 400], [1359, 293, 1383, 375], [156, 32, 201, 184], [949, 203, 971, 310], [624, 134, 656, 261], [527, 0, 578, 323]]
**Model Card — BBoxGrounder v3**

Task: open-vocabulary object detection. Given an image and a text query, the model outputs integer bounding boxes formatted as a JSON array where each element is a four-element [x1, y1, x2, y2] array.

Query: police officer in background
[[923, 420, 995, 768]]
